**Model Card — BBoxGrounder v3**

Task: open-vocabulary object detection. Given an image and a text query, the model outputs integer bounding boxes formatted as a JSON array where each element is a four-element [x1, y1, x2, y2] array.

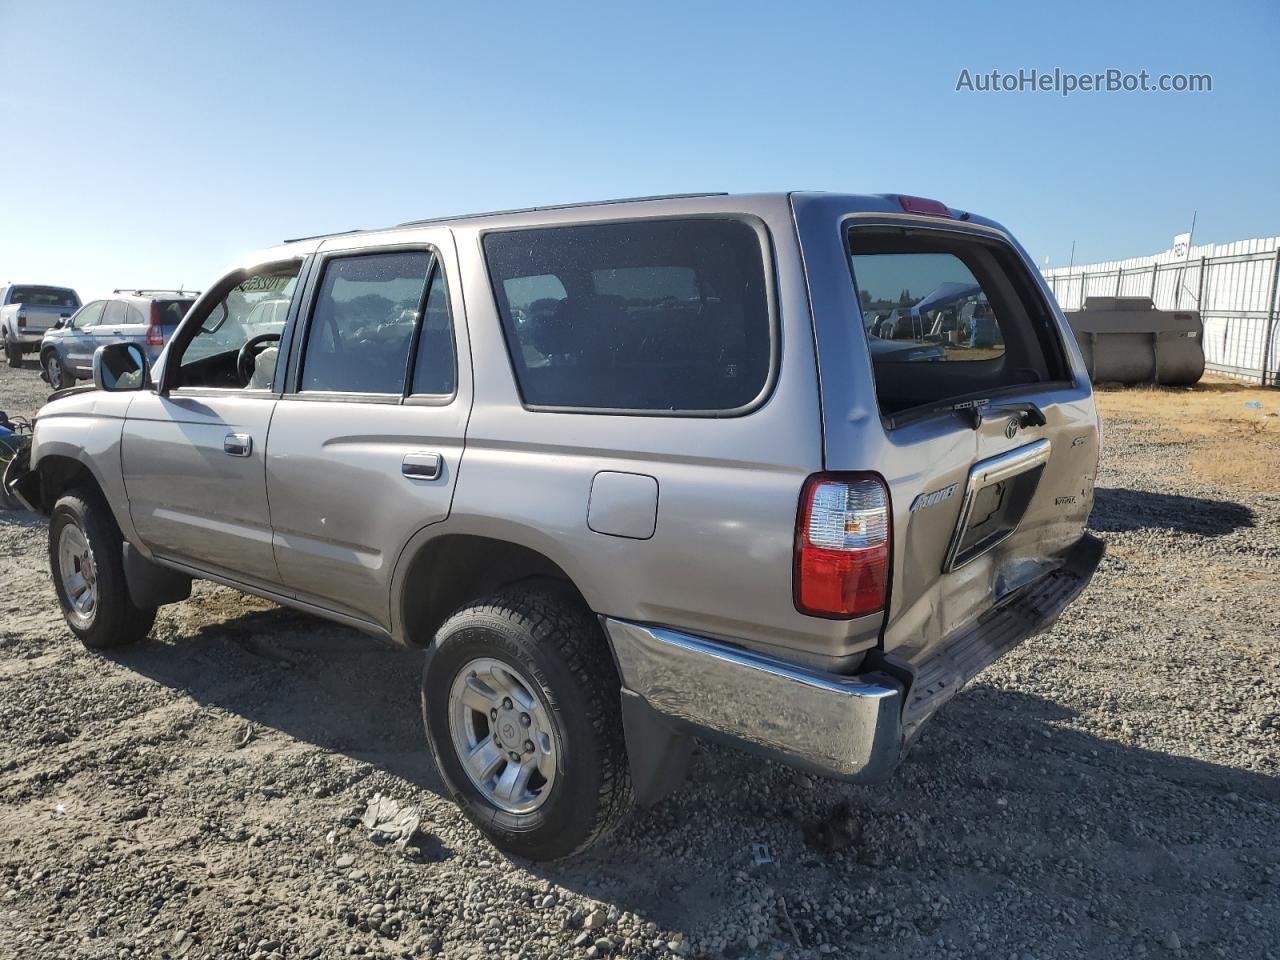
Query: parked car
[[39, 290, 198, 389], [1, 284, 81, 367], [7, 192, 1104, 860]]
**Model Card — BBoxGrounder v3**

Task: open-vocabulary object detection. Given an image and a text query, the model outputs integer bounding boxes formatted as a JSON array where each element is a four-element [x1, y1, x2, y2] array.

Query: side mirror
[[52, 319, 66, 330], [93, 342, 151, 392]]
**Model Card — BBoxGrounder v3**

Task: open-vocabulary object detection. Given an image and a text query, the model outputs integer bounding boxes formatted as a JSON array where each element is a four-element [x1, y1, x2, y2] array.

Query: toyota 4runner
[[8, 193, 1103, 860]]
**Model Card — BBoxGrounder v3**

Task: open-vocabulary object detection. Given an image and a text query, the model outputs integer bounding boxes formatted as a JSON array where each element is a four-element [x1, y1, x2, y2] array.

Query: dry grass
[[1093, 375, 1280, 491]]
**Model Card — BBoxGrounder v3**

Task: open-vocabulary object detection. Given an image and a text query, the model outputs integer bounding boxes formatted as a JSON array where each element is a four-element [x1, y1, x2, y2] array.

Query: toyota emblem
[[1005, 418, 1020, 439]]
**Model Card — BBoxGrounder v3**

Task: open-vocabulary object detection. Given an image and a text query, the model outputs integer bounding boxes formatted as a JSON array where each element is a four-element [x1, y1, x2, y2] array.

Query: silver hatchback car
[[10, 192, 1103, 859]]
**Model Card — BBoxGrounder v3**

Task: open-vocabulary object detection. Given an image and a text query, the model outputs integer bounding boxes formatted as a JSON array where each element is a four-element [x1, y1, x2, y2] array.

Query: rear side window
[[484, 218, 772, 413], [301, 251, 431, 395], [848, 228, 1067, 417]]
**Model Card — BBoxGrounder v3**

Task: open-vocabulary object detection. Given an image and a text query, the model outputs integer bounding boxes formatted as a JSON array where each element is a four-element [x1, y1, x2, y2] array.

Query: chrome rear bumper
[[604, 533, 1104, 801], [605, 619, 904, 782]]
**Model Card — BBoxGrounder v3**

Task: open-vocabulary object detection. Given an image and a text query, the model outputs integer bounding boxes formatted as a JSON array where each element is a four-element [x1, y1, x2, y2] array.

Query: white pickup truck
[[2, 284, 82, 367]]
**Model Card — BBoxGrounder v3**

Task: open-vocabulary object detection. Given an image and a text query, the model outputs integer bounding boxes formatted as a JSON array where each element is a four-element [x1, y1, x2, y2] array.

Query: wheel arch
[[392, 527, 600, 648], [25, 451, 139, 544]]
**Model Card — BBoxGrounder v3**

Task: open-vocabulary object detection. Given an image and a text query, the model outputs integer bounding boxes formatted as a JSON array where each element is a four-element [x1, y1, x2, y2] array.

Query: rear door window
[[848, 228, 1067, 418], [409, 266, 456, 396], [300, 251, 432, 396], [484, 218, 773, 413], [102, 301, 129, 327]]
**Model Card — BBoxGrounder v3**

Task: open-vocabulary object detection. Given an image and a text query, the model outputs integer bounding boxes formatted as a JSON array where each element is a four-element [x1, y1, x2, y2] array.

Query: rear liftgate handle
[[956, 401, 1047, 431]]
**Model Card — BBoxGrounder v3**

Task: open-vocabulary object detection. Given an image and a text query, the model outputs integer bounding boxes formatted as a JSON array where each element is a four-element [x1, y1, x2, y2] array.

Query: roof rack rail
[[396, 193, 729, 228], [281, 228, 363, 244], [112, 288, 202, 297]]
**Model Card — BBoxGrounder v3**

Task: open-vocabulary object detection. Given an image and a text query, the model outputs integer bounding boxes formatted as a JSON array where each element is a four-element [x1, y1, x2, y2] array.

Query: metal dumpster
[[1063, 296, 1205, 386]]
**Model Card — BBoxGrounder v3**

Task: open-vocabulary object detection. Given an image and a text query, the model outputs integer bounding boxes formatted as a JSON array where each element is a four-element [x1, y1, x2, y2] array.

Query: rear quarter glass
[[482, 217, 775, 414]]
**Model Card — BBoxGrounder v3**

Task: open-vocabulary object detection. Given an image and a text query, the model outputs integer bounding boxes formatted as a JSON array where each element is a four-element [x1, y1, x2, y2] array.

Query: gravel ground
[[1, 359, 1276, 960]]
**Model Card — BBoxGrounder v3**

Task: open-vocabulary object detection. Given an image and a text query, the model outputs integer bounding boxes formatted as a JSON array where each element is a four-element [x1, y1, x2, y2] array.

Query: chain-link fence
[[1042, 237, 1280, 385]]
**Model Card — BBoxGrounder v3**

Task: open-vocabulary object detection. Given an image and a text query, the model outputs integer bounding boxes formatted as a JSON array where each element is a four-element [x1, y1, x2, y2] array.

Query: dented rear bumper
[[604, 533, 1104, 803]]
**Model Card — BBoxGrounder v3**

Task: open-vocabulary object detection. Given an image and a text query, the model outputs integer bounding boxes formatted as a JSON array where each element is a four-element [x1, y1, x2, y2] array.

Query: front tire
[[49, 488, 156, 649], [422, 588, 632, 860]]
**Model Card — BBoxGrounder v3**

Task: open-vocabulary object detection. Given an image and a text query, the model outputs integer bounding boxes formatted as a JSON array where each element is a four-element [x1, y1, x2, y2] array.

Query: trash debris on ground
[[749, 842, 773, 866], [1244, 400, 1262, 408], [360, 793, 424, 851], [53, 803, 65, 819], [235, 723, 254, 749]]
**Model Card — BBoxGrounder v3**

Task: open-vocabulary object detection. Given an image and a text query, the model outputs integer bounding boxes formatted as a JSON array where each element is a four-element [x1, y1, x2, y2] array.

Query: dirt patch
[[1094, 375, 1280, 491]]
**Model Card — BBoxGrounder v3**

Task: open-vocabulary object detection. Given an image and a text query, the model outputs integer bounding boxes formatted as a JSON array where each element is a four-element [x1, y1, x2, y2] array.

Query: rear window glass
[[156, 300, 193, 325], [10, 286, 79, 308], [484, 218, 772, 413], [848, 228, 1066, 417]]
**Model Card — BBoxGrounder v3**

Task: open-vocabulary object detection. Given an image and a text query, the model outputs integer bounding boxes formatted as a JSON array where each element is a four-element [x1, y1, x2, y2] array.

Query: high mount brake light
[[794, 474, 891, 618], [897, 195, 952, 218], [147, 303, 165, 346]]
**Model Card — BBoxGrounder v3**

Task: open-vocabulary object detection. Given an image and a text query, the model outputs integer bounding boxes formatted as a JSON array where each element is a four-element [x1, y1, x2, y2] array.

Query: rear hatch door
[[794, 194, 1099, 666]]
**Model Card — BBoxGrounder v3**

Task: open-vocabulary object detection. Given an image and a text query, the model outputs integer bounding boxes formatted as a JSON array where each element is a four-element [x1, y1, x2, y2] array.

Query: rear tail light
[[16, 313, 26, 329], [795, 474, 891, 618], [147, 303, 165, 346]]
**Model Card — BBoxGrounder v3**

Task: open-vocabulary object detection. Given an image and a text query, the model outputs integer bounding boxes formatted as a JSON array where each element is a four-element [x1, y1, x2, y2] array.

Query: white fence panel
[[1042, 236, 1280, 384]]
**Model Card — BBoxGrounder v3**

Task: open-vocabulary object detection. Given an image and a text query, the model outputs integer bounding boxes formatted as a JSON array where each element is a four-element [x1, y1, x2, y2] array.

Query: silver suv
[[8, 193, 1103, 860], [39, 290, 198, 389]]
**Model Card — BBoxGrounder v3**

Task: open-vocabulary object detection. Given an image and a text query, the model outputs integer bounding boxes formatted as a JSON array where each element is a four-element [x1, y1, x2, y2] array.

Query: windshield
[[9, 286, 79, 308]]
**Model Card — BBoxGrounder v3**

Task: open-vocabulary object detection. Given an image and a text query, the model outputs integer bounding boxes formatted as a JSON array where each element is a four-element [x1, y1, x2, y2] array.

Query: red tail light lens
[[16, 313, 26, 328], [147, 303, 165, 346], [794, 474, 890, 617]]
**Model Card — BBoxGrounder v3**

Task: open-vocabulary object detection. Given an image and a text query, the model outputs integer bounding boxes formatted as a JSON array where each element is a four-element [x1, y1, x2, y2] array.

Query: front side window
[[73, 301, 105, 329], [484, 218, 772, 413], [300, 251, 432, 395], [176, 261, 302, 390]]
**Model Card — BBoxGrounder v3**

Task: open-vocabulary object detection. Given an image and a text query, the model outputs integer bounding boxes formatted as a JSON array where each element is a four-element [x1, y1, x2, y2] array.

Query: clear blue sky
[[2, 0, 1276, 301]]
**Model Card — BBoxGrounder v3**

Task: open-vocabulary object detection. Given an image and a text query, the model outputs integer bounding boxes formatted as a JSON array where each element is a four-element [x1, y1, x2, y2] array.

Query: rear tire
[[48, 487, 156, 649], [43, 351, 73, 389], [5, 338, 21, 368], [422, 587, 632, 860]]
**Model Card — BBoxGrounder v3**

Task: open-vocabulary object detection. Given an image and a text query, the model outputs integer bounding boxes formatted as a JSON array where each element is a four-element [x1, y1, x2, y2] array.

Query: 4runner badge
[[910, 482, 958, 512]]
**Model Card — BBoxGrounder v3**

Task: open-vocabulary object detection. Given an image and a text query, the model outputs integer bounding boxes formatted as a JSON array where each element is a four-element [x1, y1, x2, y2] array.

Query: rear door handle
[[223, 433, 252, 457], [402, 451, 442, 480]]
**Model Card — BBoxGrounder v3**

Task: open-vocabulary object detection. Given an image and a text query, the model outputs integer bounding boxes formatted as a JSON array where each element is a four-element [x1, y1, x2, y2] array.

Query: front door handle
[[402, 451, 442, 480], [223, 433, 253, 457]]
